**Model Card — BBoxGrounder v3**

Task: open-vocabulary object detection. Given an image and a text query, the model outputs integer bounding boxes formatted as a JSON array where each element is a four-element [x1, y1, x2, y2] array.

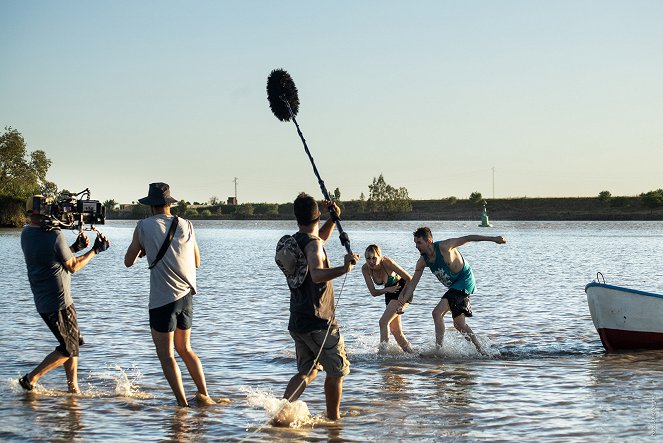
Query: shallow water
[[1, 220, 661, 441]]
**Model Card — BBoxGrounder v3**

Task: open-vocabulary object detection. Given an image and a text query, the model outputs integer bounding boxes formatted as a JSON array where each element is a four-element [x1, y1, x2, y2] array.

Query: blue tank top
[[422, 241, 475, 294]]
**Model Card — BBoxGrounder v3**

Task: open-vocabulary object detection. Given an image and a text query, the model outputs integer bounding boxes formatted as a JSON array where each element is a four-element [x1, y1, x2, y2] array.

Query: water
[[1, 220, 662, 441]]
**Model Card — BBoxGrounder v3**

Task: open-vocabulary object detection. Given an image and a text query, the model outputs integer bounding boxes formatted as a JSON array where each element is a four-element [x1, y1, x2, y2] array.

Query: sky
[[2, 1, 662, 204]]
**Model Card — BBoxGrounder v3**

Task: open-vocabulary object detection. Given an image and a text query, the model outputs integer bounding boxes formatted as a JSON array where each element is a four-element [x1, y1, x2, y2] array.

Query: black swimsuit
[[371, 265, 404, 306]]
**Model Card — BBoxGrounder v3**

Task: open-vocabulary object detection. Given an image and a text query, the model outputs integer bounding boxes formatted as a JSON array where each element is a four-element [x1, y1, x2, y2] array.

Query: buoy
[[479, 200, 493, 227]]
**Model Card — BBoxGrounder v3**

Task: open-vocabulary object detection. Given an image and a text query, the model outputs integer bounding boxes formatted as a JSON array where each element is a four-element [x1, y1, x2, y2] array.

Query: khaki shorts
[[290, 328, 350, 378]]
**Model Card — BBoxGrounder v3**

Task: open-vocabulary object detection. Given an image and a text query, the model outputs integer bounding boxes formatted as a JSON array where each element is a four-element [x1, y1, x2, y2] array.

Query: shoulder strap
[[149, 216, 179, 269]]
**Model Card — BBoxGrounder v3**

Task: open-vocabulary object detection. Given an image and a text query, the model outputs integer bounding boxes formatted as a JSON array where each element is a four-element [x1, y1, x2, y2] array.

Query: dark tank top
[[288, 232, 338, 333]]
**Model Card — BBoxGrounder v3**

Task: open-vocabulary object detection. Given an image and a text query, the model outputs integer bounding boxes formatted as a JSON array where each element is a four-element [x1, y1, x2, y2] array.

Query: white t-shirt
[[137, 214, 197, 309]]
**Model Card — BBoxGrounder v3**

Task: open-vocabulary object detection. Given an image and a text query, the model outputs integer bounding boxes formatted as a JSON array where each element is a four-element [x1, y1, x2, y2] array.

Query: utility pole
[[233, 177, 238, 202], [492, 166, 495, 199]]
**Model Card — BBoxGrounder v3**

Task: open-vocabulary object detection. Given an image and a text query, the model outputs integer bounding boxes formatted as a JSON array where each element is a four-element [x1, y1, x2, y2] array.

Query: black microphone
[[266, 69, 299, 122]]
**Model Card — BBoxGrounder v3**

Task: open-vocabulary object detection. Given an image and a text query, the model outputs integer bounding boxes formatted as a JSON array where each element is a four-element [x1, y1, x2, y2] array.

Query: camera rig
[[28, 188, 106, 231]]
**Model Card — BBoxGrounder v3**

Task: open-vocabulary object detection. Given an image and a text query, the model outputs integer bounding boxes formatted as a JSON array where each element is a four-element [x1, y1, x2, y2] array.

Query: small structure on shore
[[479, 200, 493, 227]]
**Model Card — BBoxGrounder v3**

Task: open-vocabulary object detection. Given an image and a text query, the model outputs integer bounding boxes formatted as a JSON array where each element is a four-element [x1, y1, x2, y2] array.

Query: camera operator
[[18, 198, 110, 393]]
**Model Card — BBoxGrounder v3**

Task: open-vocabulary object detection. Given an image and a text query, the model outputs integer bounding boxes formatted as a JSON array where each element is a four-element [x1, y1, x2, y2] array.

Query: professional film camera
[[27, 188, 106, 231]]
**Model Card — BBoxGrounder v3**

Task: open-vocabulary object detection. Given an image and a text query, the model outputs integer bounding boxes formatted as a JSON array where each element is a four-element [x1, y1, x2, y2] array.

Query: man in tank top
[[278, 192, 359, 422], [398, 226, 506, 355], [124, 182, 215, 407]]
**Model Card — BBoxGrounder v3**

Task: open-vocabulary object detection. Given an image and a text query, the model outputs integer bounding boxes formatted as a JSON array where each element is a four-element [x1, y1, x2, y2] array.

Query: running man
[[398, 227, 506, 354]]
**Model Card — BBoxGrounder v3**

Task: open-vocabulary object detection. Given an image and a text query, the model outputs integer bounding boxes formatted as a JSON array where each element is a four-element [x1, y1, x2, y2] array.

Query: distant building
[[227, 197, 237, 205]]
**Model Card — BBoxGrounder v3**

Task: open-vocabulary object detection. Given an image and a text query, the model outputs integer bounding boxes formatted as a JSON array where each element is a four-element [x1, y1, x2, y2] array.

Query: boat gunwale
[[585, 282, 663, 300]]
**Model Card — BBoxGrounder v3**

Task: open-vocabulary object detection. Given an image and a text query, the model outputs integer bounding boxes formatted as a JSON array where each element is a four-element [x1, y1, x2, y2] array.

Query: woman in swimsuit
[[361, 244, 413, 353]]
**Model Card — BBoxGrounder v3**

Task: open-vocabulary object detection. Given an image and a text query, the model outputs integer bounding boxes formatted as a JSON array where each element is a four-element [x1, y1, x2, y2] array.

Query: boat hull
[[585, 282, 663, 352]]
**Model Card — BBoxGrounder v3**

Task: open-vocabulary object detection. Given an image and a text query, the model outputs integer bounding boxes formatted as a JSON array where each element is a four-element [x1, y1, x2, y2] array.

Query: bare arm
[[361, 263, 384, 297], [307, 239, 358, 283], [397, 256, 425, 304], [382, 256, 412, 284], [317, 201, 341, 243], [441, 235, 506, 250], [63, 249, 97, 274], [124, 227, 143, 268], [194, 242, 201, 268]]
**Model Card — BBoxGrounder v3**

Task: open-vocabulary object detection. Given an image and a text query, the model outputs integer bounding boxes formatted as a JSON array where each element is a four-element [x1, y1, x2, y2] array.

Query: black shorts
[[443, 288, 473, 318], [40, 304, 80, 357], [384, 279, 406, 307], [149, 293, 193, 333]]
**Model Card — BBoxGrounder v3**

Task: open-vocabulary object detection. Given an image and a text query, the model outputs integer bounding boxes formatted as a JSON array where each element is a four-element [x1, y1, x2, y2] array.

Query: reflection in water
[[24, 394, 84, 442], [588, 351, 663, 439], [167, 408, 208, 443], [432, 365, 475, 437], [3, 221, 663, 441], [382, 366, 410, 397]]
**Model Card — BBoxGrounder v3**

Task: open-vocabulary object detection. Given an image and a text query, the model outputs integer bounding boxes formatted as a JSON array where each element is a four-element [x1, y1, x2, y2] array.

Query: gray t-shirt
[[137, 214, 197, 309], [21, 226, 74, 314]]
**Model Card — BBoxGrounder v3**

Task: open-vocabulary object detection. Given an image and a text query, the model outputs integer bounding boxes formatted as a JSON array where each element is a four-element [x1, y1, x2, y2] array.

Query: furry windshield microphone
[[265, 68, 355, 259], [267, 69, 299, 122]]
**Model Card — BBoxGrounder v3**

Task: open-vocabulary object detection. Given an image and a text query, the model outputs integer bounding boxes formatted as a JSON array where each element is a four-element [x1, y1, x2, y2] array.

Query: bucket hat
[[138, 182, 178, 206]]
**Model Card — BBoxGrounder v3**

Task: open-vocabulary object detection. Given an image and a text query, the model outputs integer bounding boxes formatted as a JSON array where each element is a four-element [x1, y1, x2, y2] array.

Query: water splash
[[241, 386, 311, 427], [84, 364, 151, 399]]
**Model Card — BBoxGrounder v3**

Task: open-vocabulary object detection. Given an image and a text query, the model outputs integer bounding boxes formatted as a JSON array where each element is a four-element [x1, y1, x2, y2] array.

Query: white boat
[[585, 281, 663, 352]]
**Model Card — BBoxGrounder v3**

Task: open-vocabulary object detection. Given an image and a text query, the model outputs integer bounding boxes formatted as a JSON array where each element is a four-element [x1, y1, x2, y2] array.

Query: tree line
[[2, 127, 663, 225]]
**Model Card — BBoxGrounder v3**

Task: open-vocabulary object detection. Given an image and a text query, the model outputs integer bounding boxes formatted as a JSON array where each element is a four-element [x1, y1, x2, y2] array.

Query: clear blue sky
[[2, 1, 662, 204]]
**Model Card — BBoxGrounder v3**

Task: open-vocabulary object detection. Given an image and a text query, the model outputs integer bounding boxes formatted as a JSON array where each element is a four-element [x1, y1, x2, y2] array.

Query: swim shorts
[[290, 328, 350, 378], [149, 293, 193, 333], [385, 279, 406, 314], [40, 304, 80, 357], [442, 288, 473, 318]]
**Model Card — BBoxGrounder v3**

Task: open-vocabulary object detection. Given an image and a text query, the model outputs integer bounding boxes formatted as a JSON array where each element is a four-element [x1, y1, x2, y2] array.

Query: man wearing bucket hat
[[124, 182, 215, 407], [275, 192, 359, 422]]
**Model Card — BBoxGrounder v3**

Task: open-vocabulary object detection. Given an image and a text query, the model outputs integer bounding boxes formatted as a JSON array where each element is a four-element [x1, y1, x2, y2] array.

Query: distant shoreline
[[111, 196, 663, 222], [3, 196, 662, 228]]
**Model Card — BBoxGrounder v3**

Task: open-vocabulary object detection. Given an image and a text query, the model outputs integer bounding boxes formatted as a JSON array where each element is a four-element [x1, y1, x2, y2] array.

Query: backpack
[[275, 235, 308, 288]]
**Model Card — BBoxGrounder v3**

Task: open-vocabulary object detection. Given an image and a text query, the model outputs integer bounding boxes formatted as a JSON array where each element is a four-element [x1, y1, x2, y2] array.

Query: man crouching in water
[[399, 227, 506, 355], [278, 193, 359, 421]]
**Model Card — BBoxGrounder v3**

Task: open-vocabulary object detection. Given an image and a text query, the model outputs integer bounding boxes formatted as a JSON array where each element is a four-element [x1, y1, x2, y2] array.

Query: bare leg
[[378, 301, 402, 344], [324, 375, 344, 420], [283, 369, 318, 402], [151, 329, 188, 407], [386, 301, 412, 352], [453, 315, 483, 353], [432, 299, 450, 350], [174, 327, 212, 403], [28, 350, 69, 386], [63, 357, 81, 394]]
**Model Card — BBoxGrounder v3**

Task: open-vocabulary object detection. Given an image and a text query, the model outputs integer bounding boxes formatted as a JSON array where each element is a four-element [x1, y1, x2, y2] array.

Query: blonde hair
[[365, 244, 382, 258]]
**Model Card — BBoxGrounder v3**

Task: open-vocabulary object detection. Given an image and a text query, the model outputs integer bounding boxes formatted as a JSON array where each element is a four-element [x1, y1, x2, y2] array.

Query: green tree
[[598, 190, 612, 202], [177, 200, 188, 214], [130, 204, 151, 219], [0, 127, 52, 199], [209, 195, 220, 205], [469, 192, 483, 203], [236, 203, 254, 216], [185, 208, 199, 218], [41, 181, 58, 198], [103, 199, 118, 216], [367, 174, 412, 213], [640, 189, 663, 209], [333, 187, 341, 201], [254, 203, 278, 216]]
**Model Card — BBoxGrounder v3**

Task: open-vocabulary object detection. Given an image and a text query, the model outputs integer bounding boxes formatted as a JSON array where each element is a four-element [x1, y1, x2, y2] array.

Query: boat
[[585, 280, 663, 352]]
